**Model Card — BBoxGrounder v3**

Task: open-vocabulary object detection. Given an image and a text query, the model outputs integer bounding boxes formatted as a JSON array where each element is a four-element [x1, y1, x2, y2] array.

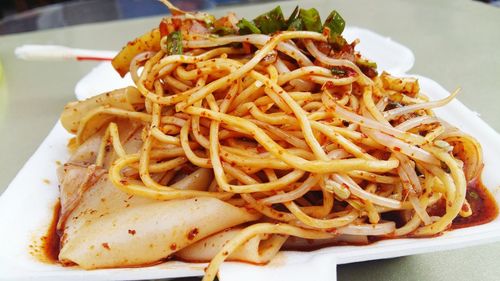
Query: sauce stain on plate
[[29, 200, 61, 264]]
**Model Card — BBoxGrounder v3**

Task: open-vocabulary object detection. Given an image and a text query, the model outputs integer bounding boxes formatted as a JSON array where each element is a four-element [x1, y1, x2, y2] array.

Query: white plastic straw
[[15, 44, 117, 61]]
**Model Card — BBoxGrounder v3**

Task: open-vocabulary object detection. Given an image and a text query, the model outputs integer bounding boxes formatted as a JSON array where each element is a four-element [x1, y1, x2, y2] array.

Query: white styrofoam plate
[[1, 28, 499, 281], [343, 27, 414, 75], [74, 63, 133, 101]]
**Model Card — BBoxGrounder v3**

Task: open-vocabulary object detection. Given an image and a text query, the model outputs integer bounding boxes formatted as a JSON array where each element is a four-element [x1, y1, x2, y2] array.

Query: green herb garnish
[[356, 58, 378, 69], [331, 67, 347, 76], [212, 26, 236, 36], [166, 31, 183, 55]]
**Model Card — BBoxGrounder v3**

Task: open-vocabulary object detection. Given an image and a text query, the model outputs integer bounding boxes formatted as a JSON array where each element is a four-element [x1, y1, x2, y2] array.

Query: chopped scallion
[[356, 58, 378, 69], [213, 26, 236, 36], [166, 31, 183, 55]]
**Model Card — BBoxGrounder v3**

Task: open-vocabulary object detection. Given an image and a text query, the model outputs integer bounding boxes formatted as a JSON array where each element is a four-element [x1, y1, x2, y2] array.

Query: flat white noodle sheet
[[1, 27, 499, 281]]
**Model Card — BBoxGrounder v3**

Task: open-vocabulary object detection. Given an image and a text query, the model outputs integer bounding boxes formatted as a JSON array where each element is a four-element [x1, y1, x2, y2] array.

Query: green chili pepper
[[237, 18, 261, 34], [253, 6, 286, 34], [323, 10, 346, 48], [287, 18, 303, 31], [286, 6, 300, 26], [323, 10, 345, 36], [235, 6, 348, 38], [298, 8, 322, 32]]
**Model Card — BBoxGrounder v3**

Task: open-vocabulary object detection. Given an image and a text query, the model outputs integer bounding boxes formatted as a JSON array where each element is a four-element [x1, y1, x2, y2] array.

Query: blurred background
[[0, 0, 280, 35], [1, 0, 498, 35]]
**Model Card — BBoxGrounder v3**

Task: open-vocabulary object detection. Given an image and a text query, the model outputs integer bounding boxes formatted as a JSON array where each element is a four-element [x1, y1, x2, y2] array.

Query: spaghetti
[[56, 2, 494, 281]]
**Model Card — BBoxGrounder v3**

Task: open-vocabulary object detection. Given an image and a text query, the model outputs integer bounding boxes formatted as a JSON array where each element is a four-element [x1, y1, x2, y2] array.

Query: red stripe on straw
[[76, 56, 113, 61]]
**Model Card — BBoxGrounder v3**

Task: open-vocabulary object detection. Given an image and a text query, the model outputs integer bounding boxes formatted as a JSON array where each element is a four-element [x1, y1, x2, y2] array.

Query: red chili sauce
[[451, 178, 498, 229], [30, 201, 61, 263]]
